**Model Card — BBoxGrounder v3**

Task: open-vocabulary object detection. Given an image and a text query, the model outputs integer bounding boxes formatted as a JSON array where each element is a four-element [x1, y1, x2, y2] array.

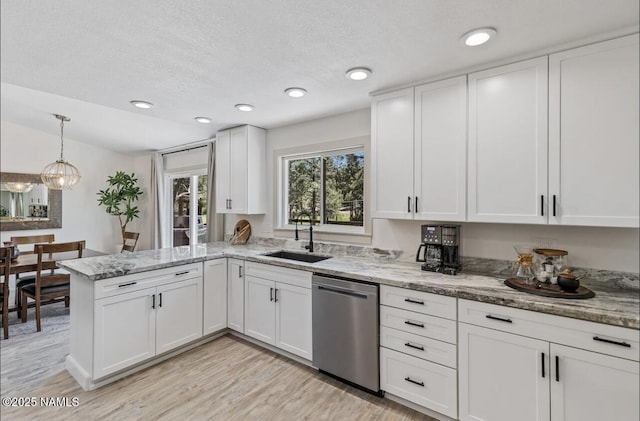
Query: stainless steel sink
[[263, 250, 331, 263]]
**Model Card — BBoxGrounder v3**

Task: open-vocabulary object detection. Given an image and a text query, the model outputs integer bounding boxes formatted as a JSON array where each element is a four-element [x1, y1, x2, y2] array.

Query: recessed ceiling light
[[130, 100, 154, 109], [345, 67, 372, 81], [461, 28, 497, 47], [194, 117, 212, 123], [235, 104, 254, 112], [284, 87, 307, 98]]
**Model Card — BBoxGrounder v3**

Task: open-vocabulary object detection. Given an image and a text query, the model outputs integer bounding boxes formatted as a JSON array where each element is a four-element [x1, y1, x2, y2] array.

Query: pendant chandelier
[[4, 182, 34, 193], [40, 114, 81, 190]]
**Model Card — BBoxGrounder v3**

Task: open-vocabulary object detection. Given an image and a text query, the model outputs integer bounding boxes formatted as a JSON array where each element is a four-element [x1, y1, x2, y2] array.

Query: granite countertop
[[58, 242, 640, 330]]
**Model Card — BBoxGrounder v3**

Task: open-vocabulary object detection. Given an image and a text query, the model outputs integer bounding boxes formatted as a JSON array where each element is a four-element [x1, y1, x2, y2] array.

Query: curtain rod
[[161, 144, 209, 156]]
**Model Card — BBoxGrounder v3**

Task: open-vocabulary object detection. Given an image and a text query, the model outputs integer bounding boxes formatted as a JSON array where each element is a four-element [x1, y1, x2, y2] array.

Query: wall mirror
[[0, 172, 62, 231]]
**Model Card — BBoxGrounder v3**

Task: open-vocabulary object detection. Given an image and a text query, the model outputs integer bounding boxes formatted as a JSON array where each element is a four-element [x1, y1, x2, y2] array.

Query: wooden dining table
[[10, 248, 105, 275]]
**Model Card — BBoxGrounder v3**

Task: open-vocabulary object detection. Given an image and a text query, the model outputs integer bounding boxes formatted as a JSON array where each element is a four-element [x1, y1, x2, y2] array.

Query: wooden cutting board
[[230, 219, 251, 245]]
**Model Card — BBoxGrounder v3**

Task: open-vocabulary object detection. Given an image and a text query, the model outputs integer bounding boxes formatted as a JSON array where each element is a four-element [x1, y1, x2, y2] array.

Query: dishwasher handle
[[316, 284, 370, 299]]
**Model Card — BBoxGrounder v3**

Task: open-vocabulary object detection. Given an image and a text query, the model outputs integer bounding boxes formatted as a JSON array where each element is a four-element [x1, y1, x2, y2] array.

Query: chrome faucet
[[293, 211, 314, 253]]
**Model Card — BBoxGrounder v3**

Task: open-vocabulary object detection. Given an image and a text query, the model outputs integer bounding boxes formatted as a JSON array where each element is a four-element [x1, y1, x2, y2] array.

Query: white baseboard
[[385, 393, 457, 421], [67, 330, 228, 391]]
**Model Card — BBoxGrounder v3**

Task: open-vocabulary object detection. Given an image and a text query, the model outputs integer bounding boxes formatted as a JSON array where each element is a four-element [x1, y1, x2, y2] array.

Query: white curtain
[[151, 153, 169, 249], [206, 142, 224, 242]]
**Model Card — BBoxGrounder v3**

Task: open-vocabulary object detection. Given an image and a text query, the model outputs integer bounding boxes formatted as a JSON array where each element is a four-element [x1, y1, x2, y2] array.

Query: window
[[282, 147, 364, 231]]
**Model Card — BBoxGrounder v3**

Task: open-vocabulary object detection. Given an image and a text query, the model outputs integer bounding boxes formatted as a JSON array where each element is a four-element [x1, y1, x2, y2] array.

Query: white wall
[[225, 109, 639, 273], [0, 121, 141, 253], [374, 220, 639, 272]]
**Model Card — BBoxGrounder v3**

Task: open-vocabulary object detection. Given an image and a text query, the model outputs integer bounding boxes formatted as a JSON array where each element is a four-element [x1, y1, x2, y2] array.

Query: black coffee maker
[[416, 225, 461, 275]]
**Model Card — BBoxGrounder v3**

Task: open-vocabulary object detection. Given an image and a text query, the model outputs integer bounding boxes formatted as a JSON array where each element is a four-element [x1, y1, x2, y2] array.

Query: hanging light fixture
[[4, 182, 34, 193], [41, 114, 81, 190]]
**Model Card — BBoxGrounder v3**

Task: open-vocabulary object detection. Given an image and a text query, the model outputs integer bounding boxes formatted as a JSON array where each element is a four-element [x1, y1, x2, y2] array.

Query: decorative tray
[[504, 278, 595, 299]]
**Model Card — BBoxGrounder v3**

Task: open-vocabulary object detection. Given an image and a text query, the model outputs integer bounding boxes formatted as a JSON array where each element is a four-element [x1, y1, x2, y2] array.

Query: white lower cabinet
[[379, 285, 458, 419], [227, 258, 245, 333], [550, 344, 639, 421], [274, 281, 312, 359], [458, 299, 640, 421], [94, 288, 156, 379], [458, 323, 550, 421], [203, 259, 228, 335], [381, 347, 457, 418], [155, 277, 203, 354], [93, 271, 203, 380], [244, 262, 312, 361], [244, 275, 276, 344]]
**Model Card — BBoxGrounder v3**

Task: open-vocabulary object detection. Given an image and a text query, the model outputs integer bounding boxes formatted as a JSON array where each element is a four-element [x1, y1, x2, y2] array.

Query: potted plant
[[97, 171, 142, 244]]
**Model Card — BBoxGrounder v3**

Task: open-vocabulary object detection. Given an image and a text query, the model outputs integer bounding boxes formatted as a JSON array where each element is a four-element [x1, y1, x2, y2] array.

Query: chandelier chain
[[60, 118, 65, 161]]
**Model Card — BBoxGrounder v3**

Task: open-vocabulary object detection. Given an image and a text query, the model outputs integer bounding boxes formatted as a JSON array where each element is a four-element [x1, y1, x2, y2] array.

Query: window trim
[[277, 145, 366, 234]]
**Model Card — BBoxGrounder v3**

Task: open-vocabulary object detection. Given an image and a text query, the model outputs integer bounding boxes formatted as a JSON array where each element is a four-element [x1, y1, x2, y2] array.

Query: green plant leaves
[[97, 171, 143, 241]]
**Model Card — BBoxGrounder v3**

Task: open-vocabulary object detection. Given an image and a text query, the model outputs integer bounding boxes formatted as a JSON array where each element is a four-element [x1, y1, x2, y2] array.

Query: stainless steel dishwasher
[[312, 274, 381, 395]]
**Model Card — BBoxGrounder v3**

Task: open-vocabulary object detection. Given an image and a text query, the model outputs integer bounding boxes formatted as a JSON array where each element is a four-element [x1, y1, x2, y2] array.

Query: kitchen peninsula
[[59, 242, 639, 421]]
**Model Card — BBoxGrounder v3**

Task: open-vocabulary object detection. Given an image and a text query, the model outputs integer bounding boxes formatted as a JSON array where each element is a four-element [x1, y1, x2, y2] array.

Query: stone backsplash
[[243, 236, 639, 291]]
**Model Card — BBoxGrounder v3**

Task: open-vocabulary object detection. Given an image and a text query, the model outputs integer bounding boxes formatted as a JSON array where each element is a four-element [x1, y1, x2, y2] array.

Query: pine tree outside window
[[282, 147, 364, 232]]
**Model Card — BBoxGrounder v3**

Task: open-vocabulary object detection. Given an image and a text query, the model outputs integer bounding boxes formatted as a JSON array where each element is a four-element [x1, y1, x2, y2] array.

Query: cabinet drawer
[[380, 285, 456, 319], [95, 263, 202, 300], [245, 261, 311, 289], [381, 306, 456, 344], [459, 299, 639, 361], [380, 326, 456, 368], [380, 347, 457, 419]]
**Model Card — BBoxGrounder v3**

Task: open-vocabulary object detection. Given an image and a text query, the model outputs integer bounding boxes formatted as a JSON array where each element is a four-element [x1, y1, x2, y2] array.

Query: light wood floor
[[1, 303, 436, 420]]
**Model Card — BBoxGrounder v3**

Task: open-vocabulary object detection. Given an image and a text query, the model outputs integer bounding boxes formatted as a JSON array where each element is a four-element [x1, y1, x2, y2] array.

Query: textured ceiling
[[1, 0, 638, 154]]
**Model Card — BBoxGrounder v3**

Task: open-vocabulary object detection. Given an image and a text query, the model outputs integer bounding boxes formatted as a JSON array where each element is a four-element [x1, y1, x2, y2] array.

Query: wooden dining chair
[[10, 234, 56, 316], [20, 241, 84, 332], [0, 246, 11, 339], [122, 231, 140, 252]]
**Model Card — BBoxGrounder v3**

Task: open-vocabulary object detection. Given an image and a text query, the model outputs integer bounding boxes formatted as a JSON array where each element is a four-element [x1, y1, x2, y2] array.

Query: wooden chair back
[[10, 234, 55, 253], [35, 241, 85, 288], [0, 246, 10, 291], [122, 232, 140, 252], [0, 246, 11, 273], [1, 246, 11, 339]]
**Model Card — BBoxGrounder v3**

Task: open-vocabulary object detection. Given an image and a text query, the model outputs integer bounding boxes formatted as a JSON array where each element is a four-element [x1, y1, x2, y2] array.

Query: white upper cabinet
[[549, 34, 639, 228], [215, 125, 266, 214], [371, 77, 467, 221], [414, 76, 467, 221], [468, 56, 549, 224], [371, 87, 415, 219]]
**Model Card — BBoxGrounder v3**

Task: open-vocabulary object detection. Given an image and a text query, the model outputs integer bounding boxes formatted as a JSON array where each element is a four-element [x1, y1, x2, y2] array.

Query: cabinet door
[[371, 87, 415, 219], [414, 76, 467, 221], [468, 57, 548, 224], [227, 258, 245, 332], [549, 35, 639, 228], [215, 129, 231, 213], [244, 275, 275, 345], [459, 323, 550, 421], [275, 282, 312, 360], [550, 344, 639, 421], [203, 259, 227, 335], [156, 277, 203, 354], [94, 288, 156, 379], [228, 126, 248, 213]]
